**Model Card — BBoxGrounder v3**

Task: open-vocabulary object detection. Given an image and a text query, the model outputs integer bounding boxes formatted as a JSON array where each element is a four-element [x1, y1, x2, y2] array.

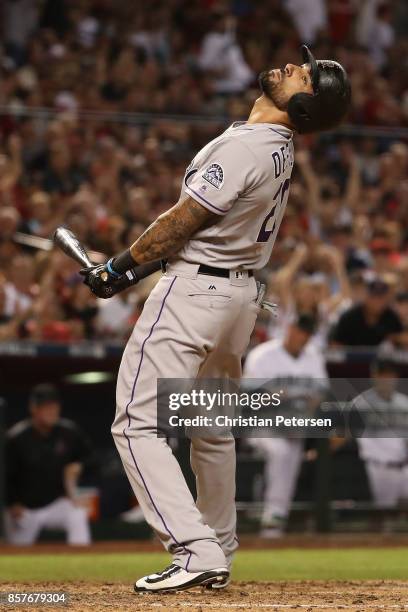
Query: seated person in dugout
[[354, 358, 408, 509], [244, 314, 328, 537], [5, 384, 92, 545]]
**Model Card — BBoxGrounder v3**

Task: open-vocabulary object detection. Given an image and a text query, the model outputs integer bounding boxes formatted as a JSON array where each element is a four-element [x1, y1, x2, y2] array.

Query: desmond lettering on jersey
[[272, 142, 294, 179], [202, 163, 224, 189]]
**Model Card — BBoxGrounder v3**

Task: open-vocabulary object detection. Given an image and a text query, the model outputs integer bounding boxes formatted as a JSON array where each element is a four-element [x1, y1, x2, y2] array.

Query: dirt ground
[[1, 580, 407, 612]]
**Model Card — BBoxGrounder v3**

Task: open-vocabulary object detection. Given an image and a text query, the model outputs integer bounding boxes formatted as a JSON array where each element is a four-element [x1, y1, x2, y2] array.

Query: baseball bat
[[14, 231, 105, 262], [53, 227, 94, 268]]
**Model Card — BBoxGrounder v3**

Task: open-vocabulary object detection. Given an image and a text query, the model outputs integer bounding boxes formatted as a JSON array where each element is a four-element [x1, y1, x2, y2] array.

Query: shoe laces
[[156, 563, 179, 577]]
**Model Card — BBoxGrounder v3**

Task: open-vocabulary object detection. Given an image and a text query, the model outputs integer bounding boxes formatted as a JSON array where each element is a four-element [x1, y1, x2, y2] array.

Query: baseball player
[[243, 314, 328, 537], [80, 46, 351, 592], [5, 385, 92, 545], [354, 359, 408, 508]]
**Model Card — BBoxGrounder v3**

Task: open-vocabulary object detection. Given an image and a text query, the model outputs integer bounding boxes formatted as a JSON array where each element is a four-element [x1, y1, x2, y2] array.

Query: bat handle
[[83, 255, 94, 268]]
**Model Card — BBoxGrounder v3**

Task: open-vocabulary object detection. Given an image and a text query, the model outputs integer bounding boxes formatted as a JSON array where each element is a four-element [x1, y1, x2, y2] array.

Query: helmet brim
[[301, 45, 319, 92]]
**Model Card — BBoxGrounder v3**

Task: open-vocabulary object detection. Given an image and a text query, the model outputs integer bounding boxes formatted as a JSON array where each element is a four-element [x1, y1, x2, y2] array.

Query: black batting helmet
[[288, 45, 351, 134]]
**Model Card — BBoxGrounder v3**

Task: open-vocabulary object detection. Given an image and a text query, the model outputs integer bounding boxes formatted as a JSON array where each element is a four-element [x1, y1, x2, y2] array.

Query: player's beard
[[258, 71, 289, 112]]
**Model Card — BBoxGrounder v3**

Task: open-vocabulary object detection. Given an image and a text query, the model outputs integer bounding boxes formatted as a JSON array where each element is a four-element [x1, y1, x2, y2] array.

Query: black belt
[[198, 264, 253, 278]]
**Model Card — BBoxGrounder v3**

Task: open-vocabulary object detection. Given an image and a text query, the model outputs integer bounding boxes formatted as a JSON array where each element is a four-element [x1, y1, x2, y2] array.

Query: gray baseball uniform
[[243, 339, 328, 529], [355, 388, 408, 507], [112, 122, 294, 572]]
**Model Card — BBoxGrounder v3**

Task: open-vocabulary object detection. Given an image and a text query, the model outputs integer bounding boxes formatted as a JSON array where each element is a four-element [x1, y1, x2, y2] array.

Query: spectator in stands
[[4, 254, 36, 316], [356, 0, 395, 68], [369, 238, 396, 275], [3, 0, 40, 63], [269, 242, 350, 348], [197, 11, 253, 94], [327, 270, 368, 333], [296, 145, 360, 239], [332, 276, 403, 347], [244, 314, 328, 537], [0, 280, 17, 339], [21, 191, 55, 238], [0, 208, 21, 262], [284, 0, 327, 44], [0, 134, 22, 207], [353, 358, 408, 507], [5, 384, 92, 545], [0, 270, 24, 340]]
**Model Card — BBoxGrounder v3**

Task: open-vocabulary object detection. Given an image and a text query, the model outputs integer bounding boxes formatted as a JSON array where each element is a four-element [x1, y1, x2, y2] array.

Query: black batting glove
[[80, 263, 140, 299], [80, 264, 115, 298], [80, 259, 121, 294], [80, 259, 121, 285]]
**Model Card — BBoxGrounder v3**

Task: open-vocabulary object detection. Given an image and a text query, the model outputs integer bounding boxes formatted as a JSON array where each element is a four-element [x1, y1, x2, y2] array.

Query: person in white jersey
[[354, 358, 408, 508], [80, 46, 351, 593], [243, 314, 328, 537]]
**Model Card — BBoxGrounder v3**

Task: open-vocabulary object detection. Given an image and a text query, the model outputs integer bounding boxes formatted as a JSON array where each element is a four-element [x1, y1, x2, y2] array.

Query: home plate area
[[2, 580, 407, 611]]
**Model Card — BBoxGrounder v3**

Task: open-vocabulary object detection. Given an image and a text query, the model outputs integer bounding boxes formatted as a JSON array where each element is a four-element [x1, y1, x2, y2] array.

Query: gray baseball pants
[[112, 261, 260, 572]]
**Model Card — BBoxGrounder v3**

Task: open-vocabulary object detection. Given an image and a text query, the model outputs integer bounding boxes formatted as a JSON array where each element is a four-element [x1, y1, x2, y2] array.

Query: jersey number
[[256, 178, 290, 243]]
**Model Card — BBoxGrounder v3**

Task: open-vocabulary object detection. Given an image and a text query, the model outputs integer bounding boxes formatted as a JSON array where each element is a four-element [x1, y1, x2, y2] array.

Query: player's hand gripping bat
[[53, 227, 130, 298], [53, 226, 161, 298]]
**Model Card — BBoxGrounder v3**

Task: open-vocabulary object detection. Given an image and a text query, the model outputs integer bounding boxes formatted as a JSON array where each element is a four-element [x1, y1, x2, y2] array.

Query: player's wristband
[[106, 259, 121, 279], [110, 249, 138, 275]]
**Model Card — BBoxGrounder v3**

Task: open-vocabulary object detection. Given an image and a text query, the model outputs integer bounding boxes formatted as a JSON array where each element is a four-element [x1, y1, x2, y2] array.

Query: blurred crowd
[[0, 0, 408, 348]]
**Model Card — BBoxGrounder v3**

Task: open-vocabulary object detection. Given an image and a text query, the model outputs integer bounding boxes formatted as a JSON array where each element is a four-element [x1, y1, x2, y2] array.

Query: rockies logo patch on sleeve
[[202, 163, 224, 189]]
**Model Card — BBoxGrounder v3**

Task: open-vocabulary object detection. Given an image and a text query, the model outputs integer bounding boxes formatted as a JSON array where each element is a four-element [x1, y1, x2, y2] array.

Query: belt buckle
[[230, 268, 249, 286]]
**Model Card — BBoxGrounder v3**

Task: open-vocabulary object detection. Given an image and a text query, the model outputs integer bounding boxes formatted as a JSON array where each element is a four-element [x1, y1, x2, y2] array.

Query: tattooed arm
[[129, 195, 218, 264], [81, 196, 218, 296], [80, 195, 220, 291]]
